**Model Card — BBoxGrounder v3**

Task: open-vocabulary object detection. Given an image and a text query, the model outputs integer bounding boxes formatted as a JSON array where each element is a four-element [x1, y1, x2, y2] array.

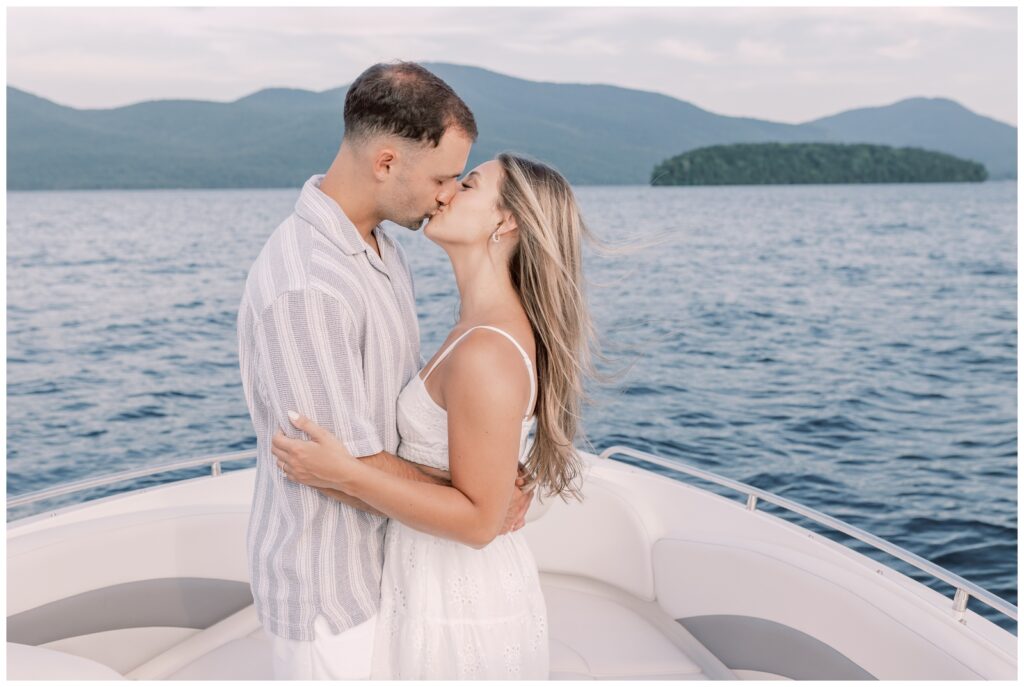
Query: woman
[[271, 152, 600, 679]]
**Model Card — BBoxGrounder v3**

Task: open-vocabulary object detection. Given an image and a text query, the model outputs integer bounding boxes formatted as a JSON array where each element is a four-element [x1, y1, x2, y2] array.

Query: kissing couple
[[238, 60, 598, 679]]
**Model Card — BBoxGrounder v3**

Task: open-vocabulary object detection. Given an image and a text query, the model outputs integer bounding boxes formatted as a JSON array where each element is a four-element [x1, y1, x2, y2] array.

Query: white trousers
[[266, 614, 377, 680]]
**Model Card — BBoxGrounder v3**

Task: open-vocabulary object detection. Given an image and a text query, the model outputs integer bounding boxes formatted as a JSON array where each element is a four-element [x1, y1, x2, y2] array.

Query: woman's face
[[423, 159, 506, 246]]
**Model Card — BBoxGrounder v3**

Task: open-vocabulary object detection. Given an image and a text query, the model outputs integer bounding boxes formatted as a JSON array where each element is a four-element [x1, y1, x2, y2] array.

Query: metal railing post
[[7, 450, 256, 510]]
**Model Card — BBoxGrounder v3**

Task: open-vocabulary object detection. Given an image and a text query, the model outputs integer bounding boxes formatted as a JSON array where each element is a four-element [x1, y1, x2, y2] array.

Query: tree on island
[[651, 142, 988, 186]]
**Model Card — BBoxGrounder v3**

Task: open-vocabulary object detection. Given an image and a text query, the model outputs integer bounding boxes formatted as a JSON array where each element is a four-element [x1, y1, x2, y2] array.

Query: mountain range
[[7, 62, 1017, 190]]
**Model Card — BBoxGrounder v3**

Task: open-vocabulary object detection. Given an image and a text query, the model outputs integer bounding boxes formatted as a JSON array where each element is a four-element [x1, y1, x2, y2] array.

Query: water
[[7, 181, 1017, 632]]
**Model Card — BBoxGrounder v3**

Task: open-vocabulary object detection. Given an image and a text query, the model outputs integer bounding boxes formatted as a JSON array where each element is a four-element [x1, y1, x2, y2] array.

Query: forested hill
[[7, 62, 1016, 189]]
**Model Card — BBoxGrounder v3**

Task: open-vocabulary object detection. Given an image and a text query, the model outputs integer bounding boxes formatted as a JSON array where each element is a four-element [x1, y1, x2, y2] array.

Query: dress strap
[[422, 325, 536, 419]]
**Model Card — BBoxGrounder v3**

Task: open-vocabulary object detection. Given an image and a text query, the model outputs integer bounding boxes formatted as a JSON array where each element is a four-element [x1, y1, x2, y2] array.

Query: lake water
[[6, 181, 1017, 632]]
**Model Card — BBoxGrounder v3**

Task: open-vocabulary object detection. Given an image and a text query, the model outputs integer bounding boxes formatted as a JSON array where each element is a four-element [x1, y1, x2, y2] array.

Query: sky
[[6, 5, 1018, 126]]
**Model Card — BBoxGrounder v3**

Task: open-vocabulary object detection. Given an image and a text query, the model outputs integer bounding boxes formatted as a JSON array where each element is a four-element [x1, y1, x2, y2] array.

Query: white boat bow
[[6, 446, 1017, 680]]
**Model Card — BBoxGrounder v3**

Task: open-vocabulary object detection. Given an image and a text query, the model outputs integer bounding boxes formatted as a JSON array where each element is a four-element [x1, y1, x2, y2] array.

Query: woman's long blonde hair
[[496, 153, 609, 501]]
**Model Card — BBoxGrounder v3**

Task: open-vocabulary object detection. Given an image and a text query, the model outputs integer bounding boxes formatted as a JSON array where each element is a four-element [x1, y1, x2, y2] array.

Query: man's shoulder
[[241, 213, 312, 313], [244, 216, 372, 321], [243, 213, 303, 286]]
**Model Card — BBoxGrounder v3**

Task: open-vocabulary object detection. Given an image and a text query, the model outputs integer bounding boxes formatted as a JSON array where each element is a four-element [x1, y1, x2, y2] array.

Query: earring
[[491, 218, 505, 243]]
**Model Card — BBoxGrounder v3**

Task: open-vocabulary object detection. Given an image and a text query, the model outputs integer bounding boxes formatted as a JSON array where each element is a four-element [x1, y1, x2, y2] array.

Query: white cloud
[[876, 37, 923, 61], [735, 39, 787, 65], [654, 39, 720, 64]]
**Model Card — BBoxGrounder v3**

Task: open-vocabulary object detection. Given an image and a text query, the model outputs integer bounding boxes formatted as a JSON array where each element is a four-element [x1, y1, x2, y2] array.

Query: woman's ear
[[499, 214, 518, 238]]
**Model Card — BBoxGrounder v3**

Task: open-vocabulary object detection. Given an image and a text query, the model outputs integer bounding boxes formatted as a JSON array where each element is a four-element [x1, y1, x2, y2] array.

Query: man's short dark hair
[[343, 61, 478, 147]]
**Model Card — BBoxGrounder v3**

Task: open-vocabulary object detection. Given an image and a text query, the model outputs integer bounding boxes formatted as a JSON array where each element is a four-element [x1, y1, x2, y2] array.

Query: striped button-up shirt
[[237, 174, 421, 640]]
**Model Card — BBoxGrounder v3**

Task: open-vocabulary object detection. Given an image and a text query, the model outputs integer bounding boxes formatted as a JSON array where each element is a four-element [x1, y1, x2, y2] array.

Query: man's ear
[[373, 148, 397, 181]]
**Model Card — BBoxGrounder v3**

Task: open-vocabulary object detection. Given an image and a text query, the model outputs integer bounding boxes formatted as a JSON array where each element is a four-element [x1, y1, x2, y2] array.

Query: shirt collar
[[294, 174, 379, 257]]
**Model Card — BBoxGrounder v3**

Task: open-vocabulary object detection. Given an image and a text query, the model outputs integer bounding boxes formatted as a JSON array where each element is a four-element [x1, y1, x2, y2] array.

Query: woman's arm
[[314, 465, 532, 532], [328, 460, 509, 548], [274, 337, 533, 548]]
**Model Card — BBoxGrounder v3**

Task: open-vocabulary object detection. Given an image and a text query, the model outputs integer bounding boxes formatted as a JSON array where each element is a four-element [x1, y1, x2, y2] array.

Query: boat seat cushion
[[7, 642, 126, 680], [165, 573, 711, 680], [166, 632, 273, 680], [543, 577, 708, 680]]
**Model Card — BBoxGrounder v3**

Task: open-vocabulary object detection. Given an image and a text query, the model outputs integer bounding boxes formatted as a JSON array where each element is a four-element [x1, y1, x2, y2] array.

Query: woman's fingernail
[[288, 410, 300, 423]]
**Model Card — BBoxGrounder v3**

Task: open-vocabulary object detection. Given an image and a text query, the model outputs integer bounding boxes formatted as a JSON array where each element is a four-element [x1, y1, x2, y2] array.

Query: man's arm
[[255, 288, 384, 479], [315, 486, 384, 515], [361, 451, 450, 484], [316, 453, 451, 516]]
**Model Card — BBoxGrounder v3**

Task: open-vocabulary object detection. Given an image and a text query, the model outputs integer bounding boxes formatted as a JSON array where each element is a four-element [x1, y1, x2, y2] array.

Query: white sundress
[[370, 325, 550, 680]]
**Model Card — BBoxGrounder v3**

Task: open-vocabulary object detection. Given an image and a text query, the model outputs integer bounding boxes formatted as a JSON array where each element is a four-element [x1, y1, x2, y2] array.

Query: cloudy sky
[[6, 5, 1018, 126]]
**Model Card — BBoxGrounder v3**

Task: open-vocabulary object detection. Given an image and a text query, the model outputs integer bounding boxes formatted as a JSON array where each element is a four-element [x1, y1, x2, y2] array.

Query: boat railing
[[599, 445, 1018, 626], [8, 445, 1016, 626], [6, 450, 257, 510]]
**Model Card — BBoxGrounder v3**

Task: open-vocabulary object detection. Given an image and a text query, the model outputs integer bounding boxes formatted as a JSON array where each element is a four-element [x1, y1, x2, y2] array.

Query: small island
[[651, 142, 988, 186]]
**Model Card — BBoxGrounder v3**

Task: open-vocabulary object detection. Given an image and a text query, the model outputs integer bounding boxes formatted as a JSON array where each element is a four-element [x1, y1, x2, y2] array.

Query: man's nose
[[436, 180, 458, 205]]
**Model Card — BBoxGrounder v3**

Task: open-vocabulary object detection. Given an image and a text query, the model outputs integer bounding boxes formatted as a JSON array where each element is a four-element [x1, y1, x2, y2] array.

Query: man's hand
[[500, 466, 536, 534]]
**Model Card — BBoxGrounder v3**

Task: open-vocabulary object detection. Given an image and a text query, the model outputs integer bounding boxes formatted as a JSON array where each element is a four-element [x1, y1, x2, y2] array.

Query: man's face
[[387, 127, 473, 230]]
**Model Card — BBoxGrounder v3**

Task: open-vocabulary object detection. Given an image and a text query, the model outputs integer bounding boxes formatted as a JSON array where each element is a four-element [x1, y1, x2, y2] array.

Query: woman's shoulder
[[442, 323, 535, 398], [442, 343, 533, 421], [463, 321, 535, 367]]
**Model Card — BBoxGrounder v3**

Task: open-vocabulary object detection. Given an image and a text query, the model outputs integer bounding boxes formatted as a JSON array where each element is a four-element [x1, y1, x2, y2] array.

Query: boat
[[6, 446, 1017, 680]]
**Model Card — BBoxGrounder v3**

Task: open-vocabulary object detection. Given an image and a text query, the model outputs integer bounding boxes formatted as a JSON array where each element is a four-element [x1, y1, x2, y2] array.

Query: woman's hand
[[501, 466, 537, 533], [271, 411, 358, 489]]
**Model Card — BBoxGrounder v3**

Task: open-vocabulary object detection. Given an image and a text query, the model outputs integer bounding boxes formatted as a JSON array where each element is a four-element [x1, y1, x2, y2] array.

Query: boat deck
[[161, 573, 747, 681]]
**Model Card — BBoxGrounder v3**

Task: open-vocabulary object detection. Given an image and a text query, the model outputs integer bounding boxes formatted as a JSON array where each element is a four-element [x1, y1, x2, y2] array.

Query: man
[[237, 61, 533, 680]]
